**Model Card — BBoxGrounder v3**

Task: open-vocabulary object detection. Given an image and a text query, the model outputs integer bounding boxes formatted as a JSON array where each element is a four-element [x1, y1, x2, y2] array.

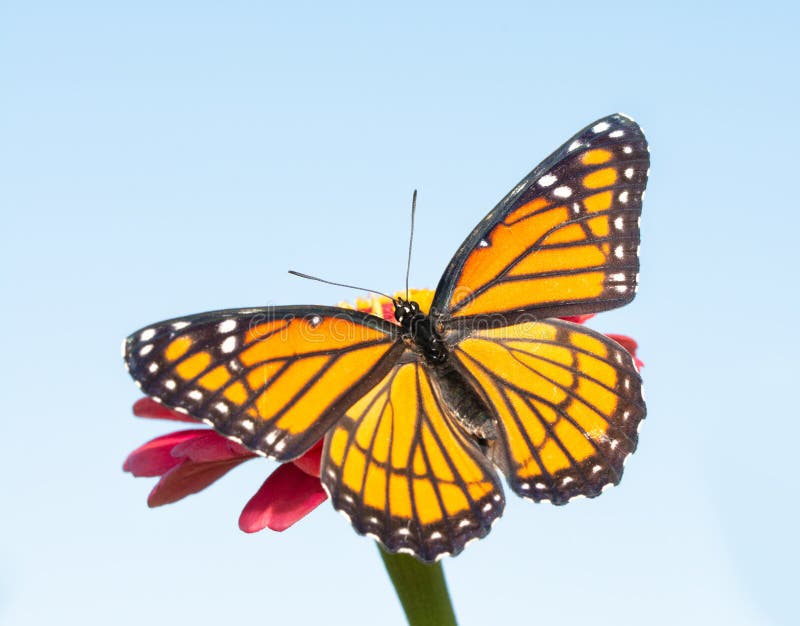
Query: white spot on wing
[[592, 121, 610, 133], [148, 362, 159, 373], [221, 336, 237, 354], [625, 167, 634, 179], [215, 401, 228, 413], [619, 191, 629, 203], [553, 186, 572, 198], [614, 245, 625, 259], [165, 379, 176, 390], [218, 319, 237, 333], [172, 321, 190, 330], [538, 174, 557, 187], [568, 140, 582, 152], [614, 216, 624, 230], [140, 328, 156, 341], [188, 390, 203, 400], [240, 419, 255, 433], [609, 130, 624, 138], [623, 146, 633, 154], [139, 344, 153, 356]]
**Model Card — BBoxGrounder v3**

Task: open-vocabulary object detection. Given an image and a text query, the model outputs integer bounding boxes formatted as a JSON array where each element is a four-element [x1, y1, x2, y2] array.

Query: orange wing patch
[[450, 318, 645, 504], [434, 113, 648, 323], [322, 359, 504, 562], [124, 307, 404, 461]]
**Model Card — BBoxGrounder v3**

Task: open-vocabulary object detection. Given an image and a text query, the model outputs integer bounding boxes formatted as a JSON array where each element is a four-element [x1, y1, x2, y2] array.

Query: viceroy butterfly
[[124, 113, 648, 562]]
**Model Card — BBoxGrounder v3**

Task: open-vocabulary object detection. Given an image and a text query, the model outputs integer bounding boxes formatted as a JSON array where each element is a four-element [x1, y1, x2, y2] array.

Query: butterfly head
[[393, 297, 447, 363], [392, 297, 421, 324]]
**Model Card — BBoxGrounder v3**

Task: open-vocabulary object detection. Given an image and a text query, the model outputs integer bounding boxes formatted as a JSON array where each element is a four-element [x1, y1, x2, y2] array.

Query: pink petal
[[132, 397, 197, 423], [123, 429, 210, 476], [147, 457, 249, 507], [239, 463, 328, 533], [291, 440, 323, 477], [171, 431, 255, 463], [606, 333, 645, 369], [560, 313, 596, 324]]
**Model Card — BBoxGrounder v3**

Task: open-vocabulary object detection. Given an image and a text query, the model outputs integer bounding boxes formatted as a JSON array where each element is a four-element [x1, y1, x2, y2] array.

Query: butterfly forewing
[[322, 357, 504, 562], [433, 113, 649, 325], [124, 306, 404, 460], [449, 319, 645, 504]]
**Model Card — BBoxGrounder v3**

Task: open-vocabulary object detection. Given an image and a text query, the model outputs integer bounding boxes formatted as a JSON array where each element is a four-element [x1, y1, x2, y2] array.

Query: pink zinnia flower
[[124, 291, 642, 533]]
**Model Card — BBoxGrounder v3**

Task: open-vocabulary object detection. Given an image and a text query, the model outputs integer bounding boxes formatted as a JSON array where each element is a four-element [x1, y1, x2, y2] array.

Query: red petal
[[291, 440, 323, 477], [171, 431, 255, 463], [123, 429, 210, 476], [380, 302, 397, 323], [132, 398, 197, 423], [560, 313, 596, 324], [147, 457, 249, 507], [606, 333, 645, 369], [238, 463, 328, 533]]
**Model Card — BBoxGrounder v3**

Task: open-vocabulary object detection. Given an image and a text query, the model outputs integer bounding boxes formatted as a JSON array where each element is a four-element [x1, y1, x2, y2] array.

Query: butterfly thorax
[[394, 298, 447, 363]]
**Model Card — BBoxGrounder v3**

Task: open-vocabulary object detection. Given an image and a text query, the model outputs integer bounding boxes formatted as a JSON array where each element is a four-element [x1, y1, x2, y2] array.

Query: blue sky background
[[2, 1, 797, 624]]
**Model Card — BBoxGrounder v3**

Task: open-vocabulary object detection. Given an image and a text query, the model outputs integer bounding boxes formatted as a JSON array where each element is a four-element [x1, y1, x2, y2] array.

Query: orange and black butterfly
[[124, 113, 648, 562]]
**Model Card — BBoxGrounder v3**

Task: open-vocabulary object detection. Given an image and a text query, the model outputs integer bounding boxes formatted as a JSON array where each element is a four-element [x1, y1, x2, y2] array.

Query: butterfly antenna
[[405, 189, 417, 301], [288, 270, 395, 301]]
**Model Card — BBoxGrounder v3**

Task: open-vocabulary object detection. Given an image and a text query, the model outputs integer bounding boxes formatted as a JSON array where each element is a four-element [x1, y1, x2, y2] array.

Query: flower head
[[124, 289, 641, 534]]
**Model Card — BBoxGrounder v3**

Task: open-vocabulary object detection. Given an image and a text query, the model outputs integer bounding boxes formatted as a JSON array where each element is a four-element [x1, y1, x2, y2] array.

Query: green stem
[[378, 544, 458, 626]]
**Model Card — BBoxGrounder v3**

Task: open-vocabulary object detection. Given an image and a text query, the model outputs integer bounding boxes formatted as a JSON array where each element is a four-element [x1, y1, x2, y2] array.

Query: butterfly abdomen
[[428, 360, 499, 443]]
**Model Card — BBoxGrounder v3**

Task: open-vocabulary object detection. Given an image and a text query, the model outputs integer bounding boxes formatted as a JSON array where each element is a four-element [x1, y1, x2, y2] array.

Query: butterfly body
[[395, 296, 501, 446], [125, 113, 649, 561]]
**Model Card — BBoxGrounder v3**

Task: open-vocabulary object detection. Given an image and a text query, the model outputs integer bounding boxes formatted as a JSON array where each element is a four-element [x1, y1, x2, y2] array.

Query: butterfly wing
[[322, 356, 504, 561], [124, 306, 404, 460], [447, 318, 645, 504], [432, 113, 649, 325]]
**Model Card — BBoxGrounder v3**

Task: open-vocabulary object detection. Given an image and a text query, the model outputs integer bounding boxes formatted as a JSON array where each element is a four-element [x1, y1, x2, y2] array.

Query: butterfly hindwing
[[432, 113, 649, 325], [448, 318, 645, 504], [322, 357, 504, 562], [124, 306, 404, 460]]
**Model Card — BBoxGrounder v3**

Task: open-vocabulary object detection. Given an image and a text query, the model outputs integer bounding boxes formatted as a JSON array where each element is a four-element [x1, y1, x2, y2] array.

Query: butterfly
[[124, 113, 648, 562]]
